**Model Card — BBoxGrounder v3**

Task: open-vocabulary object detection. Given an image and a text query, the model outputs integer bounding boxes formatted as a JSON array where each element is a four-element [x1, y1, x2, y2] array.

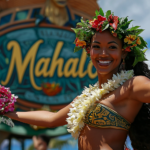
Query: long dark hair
[[125, 55, 150, 150]]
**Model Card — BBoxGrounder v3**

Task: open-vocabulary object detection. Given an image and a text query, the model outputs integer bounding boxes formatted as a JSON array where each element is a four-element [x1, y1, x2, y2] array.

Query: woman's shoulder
[[123, 75, 150, 94], [129, 76, 150, 103], [132, 75, 150, 85], [123, 75, 149, 89]]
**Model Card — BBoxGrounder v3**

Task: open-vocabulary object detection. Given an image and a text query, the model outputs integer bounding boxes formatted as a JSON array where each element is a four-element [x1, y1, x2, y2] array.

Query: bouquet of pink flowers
[[0, 85, 17, 127]]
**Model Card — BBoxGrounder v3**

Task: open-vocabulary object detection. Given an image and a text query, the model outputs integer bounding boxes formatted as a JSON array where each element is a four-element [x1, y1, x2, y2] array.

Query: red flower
[[41, 82, 62, 96], [113, 32, 117, 37], [108, 14, 119, 30], [86, 47, 90, 54], [75, 38, 86, 47], [125, 46, 131, 52], [90, 15, 106, 32]]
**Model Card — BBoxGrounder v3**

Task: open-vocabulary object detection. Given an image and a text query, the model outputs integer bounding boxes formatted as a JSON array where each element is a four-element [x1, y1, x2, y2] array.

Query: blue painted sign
[[0, 26, 98, 105]]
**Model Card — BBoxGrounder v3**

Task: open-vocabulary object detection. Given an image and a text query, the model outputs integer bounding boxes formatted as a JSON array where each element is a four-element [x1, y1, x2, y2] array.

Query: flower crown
[[72, 8, 148, 66]]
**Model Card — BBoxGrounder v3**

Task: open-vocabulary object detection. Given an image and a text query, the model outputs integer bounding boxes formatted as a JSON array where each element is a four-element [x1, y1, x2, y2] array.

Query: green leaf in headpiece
[[74, 46, 82, 52], [105, 10, 111, 19], [139, 36, 148, 48], [99, 8, 104, 16], [133, 55, 147, 66], [80, 18, 87, 25], [95, 10, 99, 17], [77, 22, 88, 28], [118, 34, 123, 39], [102, 24, 109, 31], [127, 26, 140, 32], [119, 17, 128, 24], [143, 49, 148, 53], [71, 28, 80, 34], [132, 47, 147, 66], [135, 29, 144, 36], [132, 57, 139, 67], [120, 20, 133, 30], [119, 28, 125, 33]]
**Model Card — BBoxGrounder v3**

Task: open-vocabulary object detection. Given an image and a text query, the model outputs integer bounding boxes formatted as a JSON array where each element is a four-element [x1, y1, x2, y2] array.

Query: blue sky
[[98, 0, 150, 68]]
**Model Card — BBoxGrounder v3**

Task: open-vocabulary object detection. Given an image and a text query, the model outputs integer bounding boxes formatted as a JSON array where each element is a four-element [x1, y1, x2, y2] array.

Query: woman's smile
[[97, 60, 112, 67]]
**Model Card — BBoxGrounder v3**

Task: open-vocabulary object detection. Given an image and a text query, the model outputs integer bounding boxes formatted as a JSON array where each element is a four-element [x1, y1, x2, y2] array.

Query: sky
[[98, 0, 150, 68]]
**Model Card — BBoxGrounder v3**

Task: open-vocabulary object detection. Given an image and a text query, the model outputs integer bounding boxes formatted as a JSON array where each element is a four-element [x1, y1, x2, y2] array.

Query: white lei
[[66, 70, 134, 139]]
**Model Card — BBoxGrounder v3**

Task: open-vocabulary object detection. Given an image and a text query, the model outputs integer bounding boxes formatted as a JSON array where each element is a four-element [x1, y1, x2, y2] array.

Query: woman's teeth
[[98, 60, 111, 65], [99, 61, 111, 63]]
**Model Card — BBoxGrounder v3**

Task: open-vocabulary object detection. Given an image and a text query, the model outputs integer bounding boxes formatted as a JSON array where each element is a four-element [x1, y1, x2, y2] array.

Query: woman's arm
[[131, 76, 150, 103], [5, 103, 72, 127]]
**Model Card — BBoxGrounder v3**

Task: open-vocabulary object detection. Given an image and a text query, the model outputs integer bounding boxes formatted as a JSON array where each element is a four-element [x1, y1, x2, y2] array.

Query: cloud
[[98, 0, 150, 40]]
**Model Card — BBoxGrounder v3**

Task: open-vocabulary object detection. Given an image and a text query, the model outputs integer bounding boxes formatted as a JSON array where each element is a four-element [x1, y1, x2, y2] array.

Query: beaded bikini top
[[83, 103, 131, 131]]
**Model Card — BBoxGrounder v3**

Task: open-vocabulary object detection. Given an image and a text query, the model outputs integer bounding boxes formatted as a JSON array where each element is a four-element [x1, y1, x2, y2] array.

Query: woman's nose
[[99, 48, 109, 56]]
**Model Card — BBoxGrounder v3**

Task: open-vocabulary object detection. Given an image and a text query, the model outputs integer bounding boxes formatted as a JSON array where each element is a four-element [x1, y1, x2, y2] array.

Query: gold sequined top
[[83, 103, 131, 131]]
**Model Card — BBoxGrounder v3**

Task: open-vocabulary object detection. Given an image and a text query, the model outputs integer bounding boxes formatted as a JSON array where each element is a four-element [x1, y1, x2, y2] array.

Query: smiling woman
[[4, 8, 150, 150]]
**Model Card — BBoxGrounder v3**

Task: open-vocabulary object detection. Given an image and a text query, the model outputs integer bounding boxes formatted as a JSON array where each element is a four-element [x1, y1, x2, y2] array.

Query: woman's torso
[[78, 78, 143, 150]]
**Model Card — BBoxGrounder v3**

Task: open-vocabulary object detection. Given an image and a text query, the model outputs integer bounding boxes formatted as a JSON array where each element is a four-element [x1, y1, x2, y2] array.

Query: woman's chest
[[94, 84, 135, 123], [98, 86, 129, 112]]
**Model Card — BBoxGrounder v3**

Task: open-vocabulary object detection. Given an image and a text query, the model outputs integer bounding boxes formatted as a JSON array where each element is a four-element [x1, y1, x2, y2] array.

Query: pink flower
[[0, 86, 17, 114]]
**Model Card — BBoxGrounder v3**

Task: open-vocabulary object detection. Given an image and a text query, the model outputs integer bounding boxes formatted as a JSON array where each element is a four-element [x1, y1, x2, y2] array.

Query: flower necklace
[[66, 70, 134, 139]]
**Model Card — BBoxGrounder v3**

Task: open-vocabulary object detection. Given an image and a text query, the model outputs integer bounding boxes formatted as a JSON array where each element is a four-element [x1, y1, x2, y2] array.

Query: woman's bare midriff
[[78, 124, 128, 150]]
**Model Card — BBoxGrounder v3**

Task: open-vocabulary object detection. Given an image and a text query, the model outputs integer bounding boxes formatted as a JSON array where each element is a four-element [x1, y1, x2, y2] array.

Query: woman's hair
[[125, 56, 150, 150]]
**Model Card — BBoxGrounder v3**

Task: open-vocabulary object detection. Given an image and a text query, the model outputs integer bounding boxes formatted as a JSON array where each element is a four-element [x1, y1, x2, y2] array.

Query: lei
[[67, 70, 134, 139], [72, 8, 148, 67]]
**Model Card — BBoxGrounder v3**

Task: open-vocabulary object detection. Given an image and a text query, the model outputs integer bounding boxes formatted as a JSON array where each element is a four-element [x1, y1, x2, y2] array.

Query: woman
[[5, 9, 150, 150]]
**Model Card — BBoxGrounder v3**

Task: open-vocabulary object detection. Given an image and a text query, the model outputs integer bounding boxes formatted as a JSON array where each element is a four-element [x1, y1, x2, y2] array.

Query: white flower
[[71, 131, 79, 139], [78, 120, 85, 128], [72, 125, 80, 133], [69, 108, 77, 113]]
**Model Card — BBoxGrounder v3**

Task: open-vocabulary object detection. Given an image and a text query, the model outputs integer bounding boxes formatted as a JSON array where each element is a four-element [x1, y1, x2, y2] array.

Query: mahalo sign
[[0, 0, 99, 137], [1, 26, 97, 105]]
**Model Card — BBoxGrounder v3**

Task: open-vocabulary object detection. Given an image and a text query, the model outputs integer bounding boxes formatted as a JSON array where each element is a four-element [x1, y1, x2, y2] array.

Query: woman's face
[[90, 30, 123, 76]]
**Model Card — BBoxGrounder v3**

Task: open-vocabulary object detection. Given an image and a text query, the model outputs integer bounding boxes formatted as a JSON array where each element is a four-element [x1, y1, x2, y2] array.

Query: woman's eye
[[92, 45, 100, 48], [109, 46, 117, 49]]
